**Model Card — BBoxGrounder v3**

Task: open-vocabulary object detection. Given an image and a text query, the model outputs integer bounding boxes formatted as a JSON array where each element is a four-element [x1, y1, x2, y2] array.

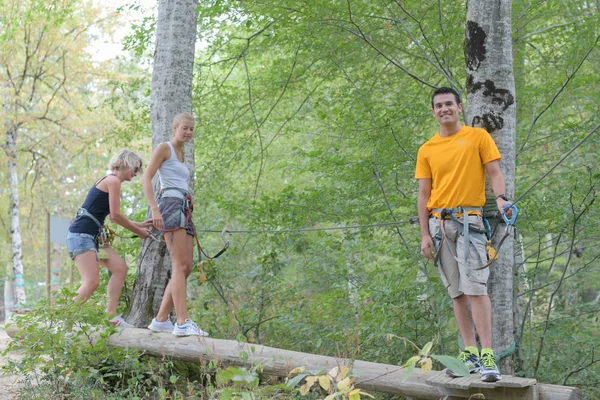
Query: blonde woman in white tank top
[[142, 112, 208, 337]]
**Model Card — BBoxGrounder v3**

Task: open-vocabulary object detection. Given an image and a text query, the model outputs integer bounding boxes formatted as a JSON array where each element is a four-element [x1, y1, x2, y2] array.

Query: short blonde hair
[[172, 112, 194, 129], [108, 149, 143, 172]]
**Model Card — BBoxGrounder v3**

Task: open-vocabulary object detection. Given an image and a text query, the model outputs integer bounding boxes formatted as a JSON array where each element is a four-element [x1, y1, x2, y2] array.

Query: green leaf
[[402, 355, 420, 368], [420, 341, 433, 356], [431, 355, 470, 377], [286, 373, 308, 388], [402, 361, 416, 382]]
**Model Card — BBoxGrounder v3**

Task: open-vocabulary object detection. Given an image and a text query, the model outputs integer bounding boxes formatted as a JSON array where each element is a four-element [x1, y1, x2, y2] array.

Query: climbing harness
[[76, 208, 114, 259], [430, 202, 519, 272], [484, 202, 519, 265], [154, 187, 231, 261]]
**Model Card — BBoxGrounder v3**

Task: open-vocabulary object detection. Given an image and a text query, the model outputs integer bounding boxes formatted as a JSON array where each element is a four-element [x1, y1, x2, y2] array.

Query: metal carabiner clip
[[501, 203, 519, 235], [148, 232, 163, 243], [221, 227, 232, 248]]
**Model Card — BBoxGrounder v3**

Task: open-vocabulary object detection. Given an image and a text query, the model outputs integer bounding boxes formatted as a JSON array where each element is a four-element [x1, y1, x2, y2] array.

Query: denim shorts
[[66, 231, 98, 260], [159, 196, 194, 236]]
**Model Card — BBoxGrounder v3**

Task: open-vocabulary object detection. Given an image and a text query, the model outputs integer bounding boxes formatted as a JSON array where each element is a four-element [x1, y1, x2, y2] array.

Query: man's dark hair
[[431, 87, 461, 108]]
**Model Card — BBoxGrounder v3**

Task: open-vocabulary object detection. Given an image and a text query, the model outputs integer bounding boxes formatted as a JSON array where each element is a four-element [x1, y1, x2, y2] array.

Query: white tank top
[[157, 142, 190, 199]]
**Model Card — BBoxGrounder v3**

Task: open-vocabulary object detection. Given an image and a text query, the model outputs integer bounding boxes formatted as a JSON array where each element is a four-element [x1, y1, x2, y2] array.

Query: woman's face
[[122, 164, 140, 181], [173, 118, 194, 142]]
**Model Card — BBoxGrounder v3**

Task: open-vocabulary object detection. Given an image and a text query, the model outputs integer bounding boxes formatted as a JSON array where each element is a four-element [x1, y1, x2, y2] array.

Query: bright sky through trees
[[90, 0, 155, 61]]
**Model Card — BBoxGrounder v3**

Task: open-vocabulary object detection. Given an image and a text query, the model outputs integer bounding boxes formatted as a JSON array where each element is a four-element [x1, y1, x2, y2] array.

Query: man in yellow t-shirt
[[415, 87, 511, 383]]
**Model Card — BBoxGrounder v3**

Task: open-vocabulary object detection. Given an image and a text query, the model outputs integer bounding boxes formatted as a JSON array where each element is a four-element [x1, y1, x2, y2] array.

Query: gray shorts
[[159, 196, 194, 236], [429, 215, 489, 298]]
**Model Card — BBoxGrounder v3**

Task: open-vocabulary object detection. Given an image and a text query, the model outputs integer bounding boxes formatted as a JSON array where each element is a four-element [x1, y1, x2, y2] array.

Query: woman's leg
[[98, 246, 128, 317], [156, 229, 193, 324], [73, 251, 100, 303], [154, 263, 193, 322], [169, 229, 194, 324]]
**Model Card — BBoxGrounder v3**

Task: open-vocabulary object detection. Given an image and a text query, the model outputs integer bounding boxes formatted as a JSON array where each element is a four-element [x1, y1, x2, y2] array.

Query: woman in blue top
[[144, 112, 208, 337], [67, 149, 151, 327]]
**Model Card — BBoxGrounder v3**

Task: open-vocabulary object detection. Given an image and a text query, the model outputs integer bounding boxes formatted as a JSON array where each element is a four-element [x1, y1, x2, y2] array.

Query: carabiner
[[501, 203, 519, 225], [221, 227, 232, 247]]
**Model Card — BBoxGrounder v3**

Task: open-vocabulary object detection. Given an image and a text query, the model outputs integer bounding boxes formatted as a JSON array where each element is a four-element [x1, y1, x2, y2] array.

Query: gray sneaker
[[172, 319, 209, 337], [148, 317, 174, 333], [480, 351, 502, 382]]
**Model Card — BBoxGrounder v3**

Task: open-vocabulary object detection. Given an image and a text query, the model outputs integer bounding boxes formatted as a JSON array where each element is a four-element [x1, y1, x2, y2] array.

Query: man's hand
[[496, 198, 513, 218], [421, 235, 436, 260]]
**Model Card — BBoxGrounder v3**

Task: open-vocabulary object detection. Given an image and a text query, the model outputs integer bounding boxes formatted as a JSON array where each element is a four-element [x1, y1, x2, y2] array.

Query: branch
[[242, 52, 264, 201], [533, 189, 596, 377], [233, 79, 324, 184], [391, 0, 459, 89], [562, 347, 599, 385], [371, 155, 422, 271], [519, 36, 600, 154], [514, 122, 600, 205], [522, 18, 587, 39], [345, 0, 436, 89]]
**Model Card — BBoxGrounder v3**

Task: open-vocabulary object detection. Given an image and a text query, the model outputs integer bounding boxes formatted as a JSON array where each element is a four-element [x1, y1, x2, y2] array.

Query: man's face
[[432, 93, 462, 126]]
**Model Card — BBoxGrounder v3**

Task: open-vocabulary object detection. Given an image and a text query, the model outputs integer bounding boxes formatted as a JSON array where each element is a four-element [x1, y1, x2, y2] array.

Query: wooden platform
[[426, 372, 538, 399]]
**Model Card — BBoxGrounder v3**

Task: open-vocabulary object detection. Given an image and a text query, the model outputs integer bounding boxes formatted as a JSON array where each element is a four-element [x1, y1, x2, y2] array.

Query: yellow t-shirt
[[415, 126, 501, 210]]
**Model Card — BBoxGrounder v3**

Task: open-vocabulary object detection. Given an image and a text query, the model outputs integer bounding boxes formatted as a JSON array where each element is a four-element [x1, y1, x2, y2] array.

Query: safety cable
[[193, 220, 414, 235]]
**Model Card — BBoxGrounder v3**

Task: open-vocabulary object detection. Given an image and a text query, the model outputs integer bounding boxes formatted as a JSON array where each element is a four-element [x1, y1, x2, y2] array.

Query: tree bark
[[464, 0, 517, 374], [128, 0, 198, 327], [4, 123, 26, 306]]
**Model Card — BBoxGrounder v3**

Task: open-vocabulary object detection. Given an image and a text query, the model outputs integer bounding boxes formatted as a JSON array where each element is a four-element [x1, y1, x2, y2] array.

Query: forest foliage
[[1, 0, 599, 398]]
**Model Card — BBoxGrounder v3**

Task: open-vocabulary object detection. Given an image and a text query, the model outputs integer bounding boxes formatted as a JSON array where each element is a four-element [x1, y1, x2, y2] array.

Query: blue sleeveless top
[[69, 175, 112, 236]]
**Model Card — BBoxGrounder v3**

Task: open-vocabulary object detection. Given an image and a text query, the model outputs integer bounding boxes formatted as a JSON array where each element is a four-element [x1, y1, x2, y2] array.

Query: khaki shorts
[[429, 215, 489, 298]]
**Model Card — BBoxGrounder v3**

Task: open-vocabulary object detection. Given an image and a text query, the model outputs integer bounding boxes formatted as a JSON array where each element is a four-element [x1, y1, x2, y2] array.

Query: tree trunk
[[4, 125, 27, 306], [3, 276, 13, 323], [464, 0, 517, 374], [51, 243, 62, 294], [128, 0, 198, 327]]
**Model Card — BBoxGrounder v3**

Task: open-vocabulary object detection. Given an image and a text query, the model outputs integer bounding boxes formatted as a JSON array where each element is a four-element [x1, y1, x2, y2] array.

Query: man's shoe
[[172, 319, 209, 337], [480, 351, 502, 382], [446, 349, 481, 377], [148, 317, 174, 333]]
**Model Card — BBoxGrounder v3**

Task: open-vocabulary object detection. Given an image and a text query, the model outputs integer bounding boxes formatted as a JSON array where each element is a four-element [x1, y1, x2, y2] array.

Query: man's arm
[[418, 178, 435, 260], [484, 160, 511, 215]]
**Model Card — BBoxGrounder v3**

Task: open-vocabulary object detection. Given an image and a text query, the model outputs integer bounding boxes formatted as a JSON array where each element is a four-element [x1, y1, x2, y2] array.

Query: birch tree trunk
[[464, 0, 516, 374], [4, 123, 27, 306], [128, 0, 198, 326]]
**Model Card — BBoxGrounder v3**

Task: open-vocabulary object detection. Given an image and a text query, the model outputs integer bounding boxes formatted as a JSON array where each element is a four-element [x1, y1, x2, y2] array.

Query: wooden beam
[[427, 372, 538, 399], [107, 329, 582, 400], [107, 328, 440, 399]]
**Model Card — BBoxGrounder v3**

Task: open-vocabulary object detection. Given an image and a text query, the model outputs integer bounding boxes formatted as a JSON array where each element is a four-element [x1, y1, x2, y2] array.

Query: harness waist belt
[[429, 207, 483, 219], [77, 208, 103, 229], [160, 187, 190, 198]]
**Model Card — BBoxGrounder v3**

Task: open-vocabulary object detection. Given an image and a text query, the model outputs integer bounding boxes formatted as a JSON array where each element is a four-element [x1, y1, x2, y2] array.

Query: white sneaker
[[148, 317, 174, 333], [172, 319, 209, 337], [109, 315, 134, 328]]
